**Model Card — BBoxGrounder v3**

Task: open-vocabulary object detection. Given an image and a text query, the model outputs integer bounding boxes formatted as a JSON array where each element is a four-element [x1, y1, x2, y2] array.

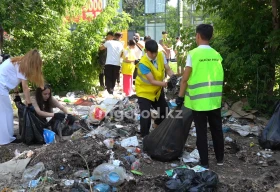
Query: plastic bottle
[[92, 163, 126, 186], [93, 183, 111, 192], [131, 159, 140, 170]]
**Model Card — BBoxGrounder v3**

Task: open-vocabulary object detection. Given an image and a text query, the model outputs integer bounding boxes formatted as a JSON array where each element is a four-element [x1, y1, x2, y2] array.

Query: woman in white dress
[[0, 49, 44, 145]]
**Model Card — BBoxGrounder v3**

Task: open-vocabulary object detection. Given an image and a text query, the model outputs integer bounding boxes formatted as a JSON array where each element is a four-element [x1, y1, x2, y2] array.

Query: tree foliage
[[184, 0, 280, 112], [1, 0, 132, 93]]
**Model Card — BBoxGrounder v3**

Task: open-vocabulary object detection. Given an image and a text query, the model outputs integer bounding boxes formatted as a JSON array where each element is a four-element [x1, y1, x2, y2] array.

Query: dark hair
[[106, 31, 114, 36], [145, 40, 158, 53], [114, 32, 122, 39], [128, 39, 136, 46], [196, 24, 213, 41], [144, 35, 151, 42], [176, 36, 180, 40], [35, 84, 52, 112], [162, 31, 167, 35]]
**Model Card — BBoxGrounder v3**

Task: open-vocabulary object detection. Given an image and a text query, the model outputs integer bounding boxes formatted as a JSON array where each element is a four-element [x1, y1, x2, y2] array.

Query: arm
[[164, 64, 174, 77], [52, 98, 69, 114], [31, 96, 55, 117], [145, 72, 167, 87], [99, 44, 106, 50], [22, 80, 31, 104], [178, 66, 192, 97], [136, 42, 144, 49]]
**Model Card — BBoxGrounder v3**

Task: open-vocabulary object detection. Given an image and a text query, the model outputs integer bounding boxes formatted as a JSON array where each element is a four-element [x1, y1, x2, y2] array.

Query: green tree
[[185, 0, 280, 112], [1, 0, 132, 93]]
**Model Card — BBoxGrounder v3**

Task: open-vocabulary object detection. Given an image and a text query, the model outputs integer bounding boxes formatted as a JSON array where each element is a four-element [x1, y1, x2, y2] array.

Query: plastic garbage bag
[[16, 102, 25, 136], [16, 102, 46, 145], [259, 101, 280, 149], [165, 168, 219, 192], [43, 129, 55, 144], [143, 106, 193, 161]]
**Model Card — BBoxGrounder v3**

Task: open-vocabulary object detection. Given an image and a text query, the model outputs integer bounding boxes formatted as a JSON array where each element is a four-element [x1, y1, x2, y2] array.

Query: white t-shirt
[[0, 59, 26, 96], [186, 45, 212, 67], [104, 40, 124, 66], [133, 46, 142, 60]]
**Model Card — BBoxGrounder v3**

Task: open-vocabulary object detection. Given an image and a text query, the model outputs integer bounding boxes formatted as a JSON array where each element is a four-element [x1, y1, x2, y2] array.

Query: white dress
[[0, 59, 26, 145]]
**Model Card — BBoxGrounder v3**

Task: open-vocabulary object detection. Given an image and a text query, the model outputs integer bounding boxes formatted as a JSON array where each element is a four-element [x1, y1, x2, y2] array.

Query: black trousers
[[99, 72, 104, 87], [104, 65, 120, 94], [138, 90, 169, 137], [192, 108, 224, 165], [133, 68, 137, 85]]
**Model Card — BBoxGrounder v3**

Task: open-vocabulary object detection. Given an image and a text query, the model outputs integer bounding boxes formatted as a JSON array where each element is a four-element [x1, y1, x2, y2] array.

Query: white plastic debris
[[121, 136, 139, 147], [225, 136, 233, 142], [182, 149, 200, 163], [225, 124, 260, 137]]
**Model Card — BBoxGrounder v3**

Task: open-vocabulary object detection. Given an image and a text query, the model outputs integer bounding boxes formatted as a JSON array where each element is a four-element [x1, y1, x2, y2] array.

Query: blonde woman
[[0, 49, 44, 145]]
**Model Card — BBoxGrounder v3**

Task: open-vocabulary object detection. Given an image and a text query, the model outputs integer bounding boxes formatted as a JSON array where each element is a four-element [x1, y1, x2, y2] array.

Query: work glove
[[14, 95, 22, 103], [27, 103, 35, 112], [66, 114, 75, 125], [167, 75, 178, 90], [175, 96, 184, 108], [54, 113, 66, 120]]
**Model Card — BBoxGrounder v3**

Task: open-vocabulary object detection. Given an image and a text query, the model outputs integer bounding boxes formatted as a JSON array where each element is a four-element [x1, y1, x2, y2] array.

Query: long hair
[[11, 49, 44, 88], [35, 84, 52, 113]]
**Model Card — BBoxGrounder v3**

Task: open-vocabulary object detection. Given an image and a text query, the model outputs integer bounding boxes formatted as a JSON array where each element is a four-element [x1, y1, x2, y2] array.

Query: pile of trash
[[5, 87, 280, 191]]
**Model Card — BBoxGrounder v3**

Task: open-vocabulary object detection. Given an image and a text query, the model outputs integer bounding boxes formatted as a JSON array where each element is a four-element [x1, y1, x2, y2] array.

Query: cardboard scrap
[[222, 101, 258, 120]]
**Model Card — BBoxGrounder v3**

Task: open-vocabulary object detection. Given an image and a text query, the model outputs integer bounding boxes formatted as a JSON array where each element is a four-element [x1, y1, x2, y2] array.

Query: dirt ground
[[1, 116, 280, 192]]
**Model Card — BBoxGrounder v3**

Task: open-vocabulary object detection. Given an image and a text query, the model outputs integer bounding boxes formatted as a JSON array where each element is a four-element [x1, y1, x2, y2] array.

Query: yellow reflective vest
[[184, 47, 224, 111], [136, 52, 165, 101], [121, 48, 136, 75]]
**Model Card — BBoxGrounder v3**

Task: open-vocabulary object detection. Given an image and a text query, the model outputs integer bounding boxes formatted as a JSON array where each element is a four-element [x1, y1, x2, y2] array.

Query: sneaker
[[217, 161, 224, 166]]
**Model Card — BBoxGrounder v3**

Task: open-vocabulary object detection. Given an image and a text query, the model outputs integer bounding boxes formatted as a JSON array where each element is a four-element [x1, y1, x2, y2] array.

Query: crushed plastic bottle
[[92, 163, 127, 186], [22, 162, 45, 183]]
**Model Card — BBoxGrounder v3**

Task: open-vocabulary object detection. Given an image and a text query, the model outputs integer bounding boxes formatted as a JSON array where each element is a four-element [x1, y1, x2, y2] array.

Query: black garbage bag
[[143, 106, 193, 162], [16, 102, 25, 136], [259, 101, 280, 149], [16, 102, 46, 145], [166, 169, 219, 192]]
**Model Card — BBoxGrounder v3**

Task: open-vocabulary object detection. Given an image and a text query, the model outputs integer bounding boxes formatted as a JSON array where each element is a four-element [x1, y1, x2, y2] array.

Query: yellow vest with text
[[184, 47, 224, 111], [136, 52, 165, 101], [121, 48, 136, 75]]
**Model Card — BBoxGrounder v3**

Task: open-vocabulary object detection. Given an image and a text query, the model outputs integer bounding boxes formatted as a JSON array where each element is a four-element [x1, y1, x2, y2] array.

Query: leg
[[0, 95, 15, 145], [152, 90, 169, 126], [127, 75, 133, 96], [99, 66, 105, 87], [207, 108, 224, 162], [123, 74, 129, 96], [111, 66, 120, 93], [138, 97, 152, 137], [104, 65, 113, 94], [192, 110, 209, 166], [99, 72, 104, 87]]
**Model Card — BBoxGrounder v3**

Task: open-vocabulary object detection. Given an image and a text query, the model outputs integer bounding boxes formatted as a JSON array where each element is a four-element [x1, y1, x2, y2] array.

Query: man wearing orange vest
[[176, 24, 224, 168], [136, 40, 176, 137]]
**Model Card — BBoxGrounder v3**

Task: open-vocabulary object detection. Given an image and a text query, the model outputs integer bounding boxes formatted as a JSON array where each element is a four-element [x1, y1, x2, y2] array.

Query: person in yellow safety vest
[[176, 24, 224, 169], [136, 40, 176, 137], [121, 40, 137, 96]]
